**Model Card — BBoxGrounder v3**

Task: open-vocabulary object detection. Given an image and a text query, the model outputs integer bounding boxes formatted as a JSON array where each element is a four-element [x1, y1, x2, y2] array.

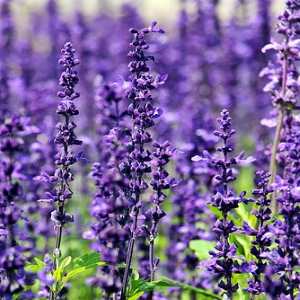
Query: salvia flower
[[261, 0, 300, 108], [266, 115, 300, 298], [207, 109, 248, 298], [244, 170, 273, 295], [84, 80, 130, 298], [40, 42, 82, 300], [120, 22, 165, 299], [146, 141, 175, 281]]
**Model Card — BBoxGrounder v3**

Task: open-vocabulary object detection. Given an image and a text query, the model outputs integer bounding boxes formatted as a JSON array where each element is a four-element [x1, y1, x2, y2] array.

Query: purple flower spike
[[245, 171, 273, 295], [38, 42, 82, 299], [208, 110, 248, 298]]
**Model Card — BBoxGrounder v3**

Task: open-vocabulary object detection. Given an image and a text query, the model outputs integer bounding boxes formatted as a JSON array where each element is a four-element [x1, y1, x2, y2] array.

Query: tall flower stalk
[[244, 171, 272, 295], [148, 141, 174, 282], [261, 0, 300, 211], [120, 22, 165, 299], [268, 114, 300, 299], [207, 110, 247, 298], [84, 81, 130, 299], [46, 42, 82, 300]]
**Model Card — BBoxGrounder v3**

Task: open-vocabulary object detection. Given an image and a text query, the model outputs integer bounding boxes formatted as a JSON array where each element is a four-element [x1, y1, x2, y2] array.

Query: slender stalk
[[146, 237, 155, 300], [268, 36, 289, 213], [120, 207, 139, 300], [149, 239, 155, 282], [268, 108, 284, 212], [49, 220, 63, 300]]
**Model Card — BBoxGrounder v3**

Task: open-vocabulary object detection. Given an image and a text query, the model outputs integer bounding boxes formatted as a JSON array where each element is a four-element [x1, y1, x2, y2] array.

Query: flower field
[[0, 0, 299, 299]]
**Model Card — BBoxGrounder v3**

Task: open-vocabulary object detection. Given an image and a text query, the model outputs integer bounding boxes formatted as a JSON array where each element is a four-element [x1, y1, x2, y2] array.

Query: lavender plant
[[244, 171, 273, 295], [261, 0, 300, 210], [84, 81, 130, 298], [266, 115, 300, 299], [1, 1, 300, 299], [119, 22, 166, 299], [207, 110, 248, 298], [39, 42, 82, 300]]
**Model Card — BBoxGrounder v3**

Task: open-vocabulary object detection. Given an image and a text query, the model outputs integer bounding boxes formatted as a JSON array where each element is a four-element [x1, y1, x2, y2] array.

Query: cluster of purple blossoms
[[0, 115, 36, 299], [84, 81, 130, 297], [119, 22, 169, 298], [261, 0, 300, 190], [147, 141, 175, 281], [37, 42, 82, 299], [265, 115, 300, 298], [207, 110, 248, 298], [244, 171, 273, 295], [50, 41, 82, 232], [0, 0, 13, 118], [2, 0, 300, 299]]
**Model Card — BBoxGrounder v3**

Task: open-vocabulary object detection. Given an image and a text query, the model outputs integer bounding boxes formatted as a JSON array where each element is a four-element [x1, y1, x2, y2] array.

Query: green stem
[[268, 108, 284, 213]]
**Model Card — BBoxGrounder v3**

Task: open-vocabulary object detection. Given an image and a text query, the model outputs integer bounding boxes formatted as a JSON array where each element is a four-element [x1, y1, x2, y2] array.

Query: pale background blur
[[14, 0, 285, 32]]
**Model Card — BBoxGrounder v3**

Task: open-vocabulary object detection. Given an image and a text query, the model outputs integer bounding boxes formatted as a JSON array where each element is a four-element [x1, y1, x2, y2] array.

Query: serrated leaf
[[189, 240, 216, 260]]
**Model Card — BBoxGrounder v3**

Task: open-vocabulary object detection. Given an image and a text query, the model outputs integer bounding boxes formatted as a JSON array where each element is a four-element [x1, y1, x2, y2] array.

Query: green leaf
[[229, 233, 253, 260], [208, 205, 222, 218], [232, 274, 251, 300], [25, 264, 44, 273], [131, 277, 222, 300], [53, 267, 63, 282], [34, 258, 46, 267], [25, 257, 46, 272], [60, 256, 72, 270], [63, 267, 88, 282], [128, 291, 144, 300], [235, 203, 257, 228], [234, 167, 254, 194], [189, 240, 216, 260], [73, 252, 101, 268]]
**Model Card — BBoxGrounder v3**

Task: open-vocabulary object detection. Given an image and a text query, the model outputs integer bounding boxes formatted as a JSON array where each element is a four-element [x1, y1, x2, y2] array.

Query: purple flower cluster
[[266, 115, 300, 298], [207, 110, 248, 297], [38, 42, 82, 299], [245, 171, 273, 295], [0, 115, 36, 299], [2, 0, 300, 299], [84, 81, 130, 297]]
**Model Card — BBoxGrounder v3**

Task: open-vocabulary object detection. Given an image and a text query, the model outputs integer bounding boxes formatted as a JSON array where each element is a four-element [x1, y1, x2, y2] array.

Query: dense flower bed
[[0, 0, 299, 299]]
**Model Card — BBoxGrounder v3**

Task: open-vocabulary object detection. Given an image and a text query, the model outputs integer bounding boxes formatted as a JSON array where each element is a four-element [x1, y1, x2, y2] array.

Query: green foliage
[[232, 274, 251, 300], [234, 166, 254, 195], [25, 257, 46, 273], [26, 252, 105, 297], [189, 239, 216, 260], [127, 274, 222, 299], [229, 233, 253, 261]]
